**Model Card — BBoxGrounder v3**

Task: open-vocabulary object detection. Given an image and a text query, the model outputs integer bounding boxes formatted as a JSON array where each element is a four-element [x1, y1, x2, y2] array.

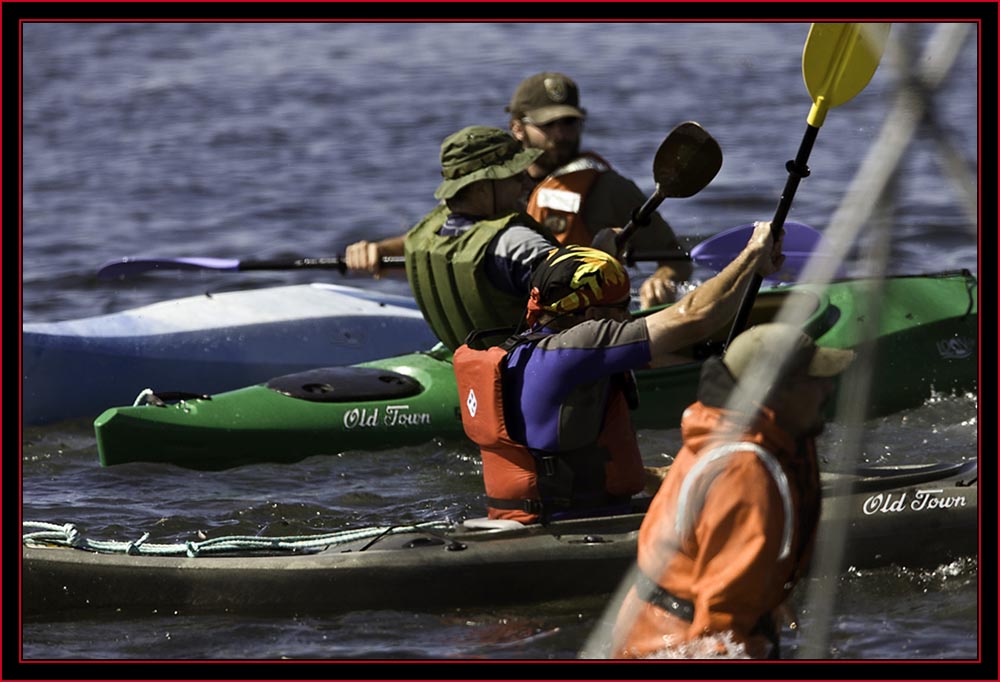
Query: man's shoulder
[[590, 163, 642, 191], [584, 161, 674, 234], [489, 223, 557, 274], [495, 222, 557, 248], [537, 318, 649, 352]]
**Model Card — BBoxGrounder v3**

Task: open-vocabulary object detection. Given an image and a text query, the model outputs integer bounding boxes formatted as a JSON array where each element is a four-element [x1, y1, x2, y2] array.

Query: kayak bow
[[22, 282, 438, 426]]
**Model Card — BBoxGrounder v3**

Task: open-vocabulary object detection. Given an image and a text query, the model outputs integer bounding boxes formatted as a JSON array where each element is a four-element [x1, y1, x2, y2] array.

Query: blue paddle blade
[[97, 257, 242, 280], [691, 221, 845, 283]]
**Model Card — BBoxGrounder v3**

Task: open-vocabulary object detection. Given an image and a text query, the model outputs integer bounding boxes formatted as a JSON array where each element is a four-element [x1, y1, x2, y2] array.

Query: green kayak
[[94, 271, 978, 470]]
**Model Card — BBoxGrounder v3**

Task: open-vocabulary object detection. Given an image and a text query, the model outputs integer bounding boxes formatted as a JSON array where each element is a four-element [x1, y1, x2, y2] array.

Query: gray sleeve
[[538, 317, 651, 355], [485, 225, 558, 296]]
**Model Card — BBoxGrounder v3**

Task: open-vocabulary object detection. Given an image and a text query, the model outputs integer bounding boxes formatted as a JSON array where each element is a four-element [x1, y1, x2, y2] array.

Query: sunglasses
[[521, 116, 583, 131]]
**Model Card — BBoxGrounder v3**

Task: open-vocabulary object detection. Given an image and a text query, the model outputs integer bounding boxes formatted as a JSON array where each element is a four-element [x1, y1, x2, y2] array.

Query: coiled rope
[[21, 520, 450, 558]]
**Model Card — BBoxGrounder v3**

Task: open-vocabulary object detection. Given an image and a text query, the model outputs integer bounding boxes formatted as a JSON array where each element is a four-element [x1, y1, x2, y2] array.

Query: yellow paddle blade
[[802, 23, 891, 127]]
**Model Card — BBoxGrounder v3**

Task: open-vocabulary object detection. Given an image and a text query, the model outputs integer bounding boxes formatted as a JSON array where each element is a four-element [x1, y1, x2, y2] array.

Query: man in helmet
[[452, 220, 782, 524]]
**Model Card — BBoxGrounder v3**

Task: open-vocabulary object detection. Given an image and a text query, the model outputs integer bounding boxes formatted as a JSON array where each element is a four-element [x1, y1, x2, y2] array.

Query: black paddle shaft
[[614, 189, 666, 252], [725, 124, 820, 349], [614, 121, 723, 256], [238, 256, 407, 274]]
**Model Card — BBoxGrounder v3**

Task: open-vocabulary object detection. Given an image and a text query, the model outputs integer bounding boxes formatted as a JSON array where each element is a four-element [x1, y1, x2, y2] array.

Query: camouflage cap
[[434, 126, 543, 200], [506, 72, 586, 125]]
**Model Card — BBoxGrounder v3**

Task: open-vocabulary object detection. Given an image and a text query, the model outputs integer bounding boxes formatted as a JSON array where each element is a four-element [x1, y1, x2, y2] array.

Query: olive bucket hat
[[434, 126, 543, 200]]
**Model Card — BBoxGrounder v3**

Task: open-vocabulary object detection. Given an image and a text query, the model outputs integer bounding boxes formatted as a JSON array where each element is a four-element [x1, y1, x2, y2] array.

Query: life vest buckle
[[540, 456, 557, 477]]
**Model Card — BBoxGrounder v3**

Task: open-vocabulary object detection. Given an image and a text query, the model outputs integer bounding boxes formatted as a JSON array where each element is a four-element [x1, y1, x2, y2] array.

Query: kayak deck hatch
[[265, 366, 424, 403]]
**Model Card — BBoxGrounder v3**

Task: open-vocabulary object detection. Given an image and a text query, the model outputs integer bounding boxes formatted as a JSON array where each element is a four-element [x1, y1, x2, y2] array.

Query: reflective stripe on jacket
[[526, 152, 610, 245]]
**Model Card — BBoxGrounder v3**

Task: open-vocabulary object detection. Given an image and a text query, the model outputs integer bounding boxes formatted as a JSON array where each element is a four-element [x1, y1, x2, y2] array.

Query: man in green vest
[[349, 125, 558, 350]]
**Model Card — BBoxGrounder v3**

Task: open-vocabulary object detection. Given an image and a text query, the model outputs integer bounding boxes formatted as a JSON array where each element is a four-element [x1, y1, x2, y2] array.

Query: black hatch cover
[[266, 366, 423, 403]]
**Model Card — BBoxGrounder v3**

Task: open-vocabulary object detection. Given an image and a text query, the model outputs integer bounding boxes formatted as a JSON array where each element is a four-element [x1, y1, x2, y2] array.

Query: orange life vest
[[526, 152, 610, 246], [453, 339, 645, 524]]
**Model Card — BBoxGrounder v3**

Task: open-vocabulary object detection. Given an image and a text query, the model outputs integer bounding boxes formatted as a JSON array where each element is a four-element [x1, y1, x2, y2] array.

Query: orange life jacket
[[526, 152, 610, 246], [453, 338, 645, 524]]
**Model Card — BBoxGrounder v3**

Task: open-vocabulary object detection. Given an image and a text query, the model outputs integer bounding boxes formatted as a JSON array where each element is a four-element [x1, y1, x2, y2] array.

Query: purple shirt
[[502, 317, 652, 452]]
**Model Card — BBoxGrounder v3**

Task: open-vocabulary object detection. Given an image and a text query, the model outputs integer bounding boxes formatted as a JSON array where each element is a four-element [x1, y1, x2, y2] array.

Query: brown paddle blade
[[652, 120, 724, 198], [615, 121, 722, 252]]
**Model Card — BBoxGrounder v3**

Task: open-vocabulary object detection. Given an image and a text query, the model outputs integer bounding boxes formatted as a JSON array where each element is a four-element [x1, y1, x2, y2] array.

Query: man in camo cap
[[508, 72, 692, 308]]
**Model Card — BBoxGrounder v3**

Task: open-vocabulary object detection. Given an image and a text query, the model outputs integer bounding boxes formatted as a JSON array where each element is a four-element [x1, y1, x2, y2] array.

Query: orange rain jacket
[[613, 362, 821, 659]]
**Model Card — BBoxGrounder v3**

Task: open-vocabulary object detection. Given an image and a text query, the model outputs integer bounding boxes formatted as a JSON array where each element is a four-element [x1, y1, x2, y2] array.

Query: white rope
[[132, 388, 156, 407], [21, 520, 450, 558]]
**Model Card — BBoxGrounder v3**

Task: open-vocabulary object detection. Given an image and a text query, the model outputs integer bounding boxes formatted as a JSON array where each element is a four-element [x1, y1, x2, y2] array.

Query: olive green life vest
[[404, 204, 549, 350]]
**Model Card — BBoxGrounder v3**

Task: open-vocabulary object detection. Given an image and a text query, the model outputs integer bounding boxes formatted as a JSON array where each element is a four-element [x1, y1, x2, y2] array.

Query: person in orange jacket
[[610, 322, 856, 659]]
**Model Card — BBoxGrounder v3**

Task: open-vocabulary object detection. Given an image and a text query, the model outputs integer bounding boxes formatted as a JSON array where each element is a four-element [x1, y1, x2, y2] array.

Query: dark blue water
[[19, 21, 980, 661]]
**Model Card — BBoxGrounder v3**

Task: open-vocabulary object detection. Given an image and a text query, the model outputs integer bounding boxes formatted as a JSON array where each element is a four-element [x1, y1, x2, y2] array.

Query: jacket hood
[[681, 357, 799, 459]]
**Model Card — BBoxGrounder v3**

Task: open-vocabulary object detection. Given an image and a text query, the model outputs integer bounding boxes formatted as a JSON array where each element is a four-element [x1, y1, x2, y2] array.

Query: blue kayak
[[22, 282, 438, 426]]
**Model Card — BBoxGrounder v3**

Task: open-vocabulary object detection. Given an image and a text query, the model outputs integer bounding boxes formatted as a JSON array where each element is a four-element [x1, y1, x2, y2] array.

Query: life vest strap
[[485, 496, 552, 515], [634, 571, 780, 656], [635, 571, 695, 621], [486, 491, 628, 517], [539, 455, 557, 477]]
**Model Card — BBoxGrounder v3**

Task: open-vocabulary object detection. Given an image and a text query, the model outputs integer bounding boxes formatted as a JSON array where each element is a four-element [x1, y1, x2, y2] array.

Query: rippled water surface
[[18, 19, 981, 665]]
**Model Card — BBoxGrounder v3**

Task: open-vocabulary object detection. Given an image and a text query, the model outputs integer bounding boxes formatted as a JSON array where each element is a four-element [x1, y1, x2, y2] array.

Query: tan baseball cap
[[723, 323, 856, 381]]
